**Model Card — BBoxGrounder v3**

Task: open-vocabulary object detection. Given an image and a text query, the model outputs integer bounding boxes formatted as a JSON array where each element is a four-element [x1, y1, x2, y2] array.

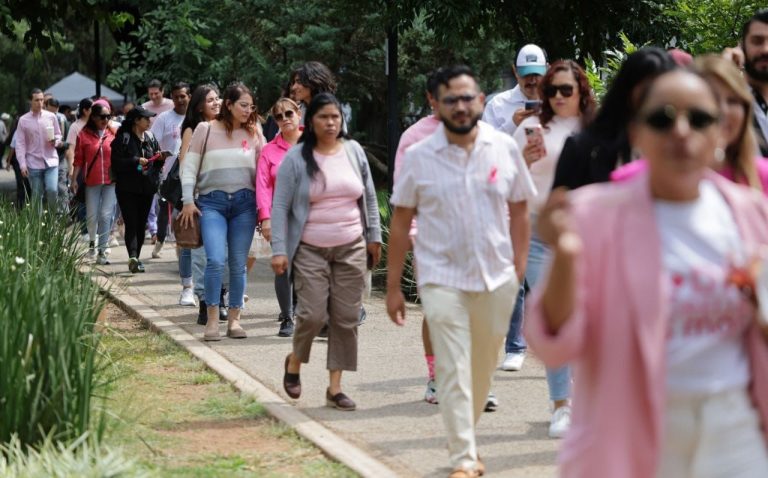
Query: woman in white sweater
[[512, 60, 596, 439]]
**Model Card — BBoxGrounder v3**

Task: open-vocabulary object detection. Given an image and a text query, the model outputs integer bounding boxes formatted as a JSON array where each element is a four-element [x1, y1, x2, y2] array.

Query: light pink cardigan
[[526, 171, 768, 478]]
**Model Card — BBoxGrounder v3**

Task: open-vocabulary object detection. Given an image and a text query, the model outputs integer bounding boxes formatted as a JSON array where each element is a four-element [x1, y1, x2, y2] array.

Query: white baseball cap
[[0, 113, 9, 121], [516, 44, 547, 77]]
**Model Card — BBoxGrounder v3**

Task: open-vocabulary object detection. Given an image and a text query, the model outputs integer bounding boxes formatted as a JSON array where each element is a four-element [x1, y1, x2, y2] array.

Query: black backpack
[[159, 157, 183, 210]]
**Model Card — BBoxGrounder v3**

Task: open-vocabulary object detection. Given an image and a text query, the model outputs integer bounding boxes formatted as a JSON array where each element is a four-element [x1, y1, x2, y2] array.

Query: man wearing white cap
[[483, 44, 547, 136], [482, 44, 547, 374]]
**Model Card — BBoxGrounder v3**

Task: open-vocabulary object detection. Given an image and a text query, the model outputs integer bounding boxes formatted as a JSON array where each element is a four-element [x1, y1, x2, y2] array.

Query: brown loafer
[[283, 354, 301, 399], [326, 388, 356, 411]]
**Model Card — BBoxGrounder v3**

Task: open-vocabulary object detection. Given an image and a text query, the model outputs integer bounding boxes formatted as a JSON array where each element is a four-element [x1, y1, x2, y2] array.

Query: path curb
[[92, 274, 400, 478]]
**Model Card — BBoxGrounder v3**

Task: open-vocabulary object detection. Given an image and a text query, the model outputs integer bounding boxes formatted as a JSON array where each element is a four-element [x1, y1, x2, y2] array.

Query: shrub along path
[[95, 240, 558, 478]]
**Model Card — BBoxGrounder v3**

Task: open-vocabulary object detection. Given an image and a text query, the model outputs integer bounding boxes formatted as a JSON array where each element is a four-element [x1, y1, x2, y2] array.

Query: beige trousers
[[420, 278, 518, 472], [292, 237, 366, 371], [657, 388, 768, 478]]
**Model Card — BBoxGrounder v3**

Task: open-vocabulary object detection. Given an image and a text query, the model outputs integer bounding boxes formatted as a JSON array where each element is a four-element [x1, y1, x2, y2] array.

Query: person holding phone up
[[111, 105, 167, 273], [512, 60, 596, 439]]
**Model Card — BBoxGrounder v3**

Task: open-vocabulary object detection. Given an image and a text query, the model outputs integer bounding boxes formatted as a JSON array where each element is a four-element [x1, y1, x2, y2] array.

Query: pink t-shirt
[[301, 149, 364, 248]]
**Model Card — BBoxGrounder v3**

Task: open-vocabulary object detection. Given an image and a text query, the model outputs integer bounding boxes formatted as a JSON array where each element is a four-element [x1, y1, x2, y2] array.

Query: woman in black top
[[552, 47, 676, 189], [111, 106, 166, 273]]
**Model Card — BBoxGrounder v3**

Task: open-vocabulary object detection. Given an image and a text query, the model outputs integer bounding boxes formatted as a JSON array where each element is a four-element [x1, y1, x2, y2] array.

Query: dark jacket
[[110, 129, 164, 195], [551, 130, 631, 190]]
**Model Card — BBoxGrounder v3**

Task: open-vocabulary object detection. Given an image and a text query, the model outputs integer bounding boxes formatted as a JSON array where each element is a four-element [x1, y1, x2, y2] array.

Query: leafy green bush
[[0, 204, 107, 448], [373, 189, 418, 301], [0, 433, 144, 478]]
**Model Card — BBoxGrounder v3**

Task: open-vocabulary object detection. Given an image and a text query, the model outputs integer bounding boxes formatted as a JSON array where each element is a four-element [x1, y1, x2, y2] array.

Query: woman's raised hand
[[179, 203, 201, 229]]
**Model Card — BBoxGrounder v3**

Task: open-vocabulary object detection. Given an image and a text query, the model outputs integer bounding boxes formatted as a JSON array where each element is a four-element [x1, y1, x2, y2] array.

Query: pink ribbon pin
[[488, 166, 498, 183], [242, 139, 249, 153]]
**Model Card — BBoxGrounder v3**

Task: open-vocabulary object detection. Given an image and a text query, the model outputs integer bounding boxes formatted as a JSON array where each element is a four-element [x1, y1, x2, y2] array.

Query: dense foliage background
[[0, 0, 764, 147]]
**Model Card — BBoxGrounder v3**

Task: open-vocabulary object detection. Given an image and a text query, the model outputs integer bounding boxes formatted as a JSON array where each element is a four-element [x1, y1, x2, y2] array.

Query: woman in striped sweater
[[179, 82, 264, 341]]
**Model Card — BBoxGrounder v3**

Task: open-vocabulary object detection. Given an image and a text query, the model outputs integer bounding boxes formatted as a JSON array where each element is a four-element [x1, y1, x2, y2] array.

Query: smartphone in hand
[[524, 124, 544, 144], [524, 100, 542, 115]]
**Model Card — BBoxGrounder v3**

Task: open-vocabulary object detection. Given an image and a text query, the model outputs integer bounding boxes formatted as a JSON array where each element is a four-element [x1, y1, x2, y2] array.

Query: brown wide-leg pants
[[291, 236, 367, 371]]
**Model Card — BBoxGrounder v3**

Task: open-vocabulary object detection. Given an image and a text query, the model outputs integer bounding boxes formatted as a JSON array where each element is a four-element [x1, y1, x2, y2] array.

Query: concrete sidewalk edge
[[92, 273, 400, 478]]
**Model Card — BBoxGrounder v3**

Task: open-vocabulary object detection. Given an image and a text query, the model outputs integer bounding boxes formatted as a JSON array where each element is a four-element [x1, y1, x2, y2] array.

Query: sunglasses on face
[[96, 114, 112, 120], [274, 109, 296, 122], [543, 84, 574, 98], [640, 105, 720, 132], [439, 94, 477, 106]]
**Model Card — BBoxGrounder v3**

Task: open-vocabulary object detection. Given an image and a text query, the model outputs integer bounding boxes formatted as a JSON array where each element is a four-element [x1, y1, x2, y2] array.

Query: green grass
[[99, 305, 358, 477]]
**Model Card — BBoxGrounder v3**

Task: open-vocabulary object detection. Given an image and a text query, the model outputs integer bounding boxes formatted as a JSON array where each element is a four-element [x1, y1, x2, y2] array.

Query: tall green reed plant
[[0, 203, 107, 448], [374, 189, 418, 301]]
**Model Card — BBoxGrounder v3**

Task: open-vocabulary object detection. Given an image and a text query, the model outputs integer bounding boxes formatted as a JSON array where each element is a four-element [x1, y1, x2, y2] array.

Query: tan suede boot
[[226, 308, 247, 339], [203, 305, 221, 341]]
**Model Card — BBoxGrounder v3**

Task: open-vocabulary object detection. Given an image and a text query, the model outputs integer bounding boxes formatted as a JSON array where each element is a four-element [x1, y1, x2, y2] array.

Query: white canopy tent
[[45, 72, 124, 109]]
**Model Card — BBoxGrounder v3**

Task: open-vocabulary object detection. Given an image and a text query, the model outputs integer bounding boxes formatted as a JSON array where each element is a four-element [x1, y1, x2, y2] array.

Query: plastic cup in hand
[[45, 125, 55, 141]]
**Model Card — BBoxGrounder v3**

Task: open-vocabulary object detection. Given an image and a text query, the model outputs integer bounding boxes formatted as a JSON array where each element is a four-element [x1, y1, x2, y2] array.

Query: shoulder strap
[[84, 133, 106, 179]]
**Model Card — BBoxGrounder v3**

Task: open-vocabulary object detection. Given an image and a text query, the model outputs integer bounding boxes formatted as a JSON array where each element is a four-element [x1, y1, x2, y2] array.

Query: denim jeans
[[85, 184, 117, 253], [179, 248, 192, 286], [504, 281, 527, 354], [527, 222, 571, 402], [27, 165, 58, 209], [198, 189, 256, 309], [192, 246, 229, 299], [57, 160, 70, 214], [147, 195, 158, 235]]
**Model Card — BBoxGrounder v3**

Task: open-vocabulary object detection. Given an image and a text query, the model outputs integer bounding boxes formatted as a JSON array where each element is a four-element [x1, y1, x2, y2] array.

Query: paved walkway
[[1, 166, 559, 477], [95, 237, 559, 477]]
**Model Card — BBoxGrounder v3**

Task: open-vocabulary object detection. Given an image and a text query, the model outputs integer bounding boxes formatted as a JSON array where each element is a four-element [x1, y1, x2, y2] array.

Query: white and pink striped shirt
[[391, 121, 537, 292]]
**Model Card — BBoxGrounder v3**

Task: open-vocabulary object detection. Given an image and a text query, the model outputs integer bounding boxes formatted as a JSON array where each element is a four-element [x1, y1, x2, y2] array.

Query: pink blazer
[[526, 171, 768, 478]]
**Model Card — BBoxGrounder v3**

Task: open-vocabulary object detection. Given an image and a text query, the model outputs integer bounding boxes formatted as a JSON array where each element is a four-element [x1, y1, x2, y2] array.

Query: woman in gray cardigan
[[271, 93, 381, 411]]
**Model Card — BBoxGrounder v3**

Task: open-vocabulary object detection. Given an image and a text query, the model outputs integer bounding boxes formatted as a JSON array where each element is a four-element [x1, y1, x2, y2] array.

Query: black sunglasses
[[96, 114, 112, 120], [640, 105, 719, 132], [274, 110, 296, 122], [543, 84, 574, 98]]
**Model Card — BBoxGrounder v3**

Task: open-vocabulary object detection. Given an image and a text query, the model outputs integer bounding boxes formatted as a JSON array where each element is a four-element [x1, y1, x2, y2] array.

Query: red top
[[74, 127, 114, 186]]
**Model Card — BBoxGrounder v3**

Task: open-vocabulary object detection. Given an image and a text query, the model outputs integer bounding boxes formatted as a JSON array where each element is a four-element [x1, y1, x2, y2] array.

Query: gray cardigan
[[270, 139, 382, 265]]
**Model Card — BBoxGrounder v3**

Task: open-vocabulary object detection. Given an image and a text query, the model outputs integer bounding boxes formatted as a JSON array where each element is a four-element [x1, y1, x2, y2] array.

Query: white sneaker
[[104, 247, 111, 256], [108, 235, 119, 247], [151, 241, 163, 258], [548, 405, 572, 438], [179, 287, 197, 306], [501, 352, 526, 371], [80, 233, 90, 243]]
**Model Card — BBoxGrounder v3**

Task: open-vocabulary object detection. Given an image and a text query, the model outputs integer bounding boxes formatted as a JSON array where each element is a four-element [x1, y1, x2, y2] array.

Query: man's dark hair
[[741, 9, 768, 47], [30, 88, 42, 98], [433, 65, 477, 98], [426, 68, 442, 97], [147, 79, 164, 90], [77, 98, 93, 119], [45, 97, 59, 107], [171, 81, 190, 95], [290, 61, 337, 97]]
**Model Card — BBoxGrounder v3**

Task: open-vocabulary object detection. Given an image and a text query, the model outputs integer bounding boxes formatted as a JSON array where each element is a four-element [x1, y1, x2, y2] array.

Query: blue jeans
[[527, 225, 571, 402], [28, 165, 58, 209], [179, 247, 192, 286], [85, 184, 117, 253], [198, 189, 256, 309], [505, 282, 527, 353]]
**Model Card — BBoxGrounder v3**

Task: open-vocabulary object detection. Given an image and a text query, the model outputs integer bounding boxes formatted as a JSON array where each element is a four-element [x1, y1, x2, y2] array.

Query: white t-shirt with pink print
[[656, 180, 752, 397]]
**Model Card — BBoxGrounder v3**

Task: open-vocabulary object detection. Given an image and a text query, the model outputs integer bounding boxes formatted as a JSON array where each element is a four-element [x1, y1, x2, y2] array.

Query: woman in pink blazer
[[527, 69, 768, 477]]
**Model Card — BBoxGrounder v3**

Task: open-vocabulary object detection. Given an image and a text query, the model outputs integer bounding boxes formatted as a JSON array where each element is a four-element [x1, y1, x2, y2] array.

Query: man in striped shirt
[[387, 65, 536, 478]]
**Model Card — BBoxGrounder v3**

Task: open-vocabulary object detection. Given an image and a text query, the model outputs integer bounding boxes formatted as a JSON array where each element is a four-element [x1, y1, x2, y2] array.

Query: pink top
[[525, 171, 768, 478], [16, 110, 62, 170], [301, 149, 364, 248], [393, 114, 441, 236], [611, 157, 768, 194], [256, 133, 294, 221]]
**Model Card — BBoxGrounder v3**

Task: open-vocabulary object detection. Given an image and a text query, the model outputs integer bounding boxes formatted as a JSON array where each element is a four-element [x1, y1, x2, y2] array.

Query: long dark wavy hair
[[181, 84, 219, 135], [539, 60, 596, 128], [299, 92, 347, 179], [217, 82, 259, 137]]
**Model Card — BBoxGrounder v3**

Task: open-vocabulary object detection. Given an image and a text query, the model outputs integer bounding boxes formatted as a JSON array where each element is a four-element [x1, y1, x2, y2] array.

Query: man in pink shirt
[[16, 88, 62, 208], [141, 79, 174, 125]]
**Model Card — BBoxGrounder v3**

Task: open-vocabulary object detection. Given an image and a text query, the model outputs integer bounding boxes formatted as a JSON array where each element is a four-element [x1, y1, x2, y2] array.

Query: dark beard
[[745, 55, 768, 83], [443, 114, 480, 135]]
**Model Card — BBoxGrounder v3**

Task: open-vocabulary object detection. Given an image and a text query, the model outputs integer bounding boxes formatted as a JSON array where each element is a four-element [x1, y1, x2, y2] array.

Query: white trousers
[[657, 388, 768, 478], [420, 278, 517, 472]]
